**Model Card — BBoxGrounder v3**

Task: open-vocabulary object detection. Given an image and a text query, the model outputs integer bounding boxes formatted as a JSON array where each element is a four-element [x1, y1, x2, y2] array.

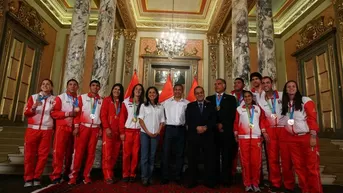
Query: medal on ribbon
[[90, 97, 98, 119], [246, 105, 255, 129], [216, 94, 223, 111], [132, 101, 137, 122], [288, 103, 295, 126], [68, 94, 79, 112], [235, 92, 243, 107], [267, 92, 277, 120], [114, 100, 120, 119]]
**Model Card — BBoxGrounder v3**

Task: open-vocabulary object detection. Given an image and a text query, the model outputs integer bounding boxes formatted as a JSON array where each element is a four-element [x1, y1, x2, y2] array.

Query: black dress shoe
[[122, 177, 130, 182], [129, 177, 136, 183], [175, 179, 182, 185], [204, 183, 216, 189], [160, 179, 169, 185], [184, 183, 197, 189]]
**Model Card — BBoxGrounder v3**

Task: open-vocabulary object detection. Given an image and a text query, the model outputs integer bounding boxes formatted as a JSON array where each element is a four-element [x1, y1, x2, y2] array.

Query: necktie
[[199, 103, 203, 113]]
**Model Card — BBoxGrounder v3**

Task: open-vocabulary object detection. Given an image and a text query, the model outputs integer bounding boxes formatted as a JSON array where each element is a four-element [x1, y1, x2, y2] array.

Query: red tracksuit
[[119, 98, 141, 179], [282, 97, 322, 193], [259, 91, 295, 189], [50, 92, 77, 181], [100, 96, 122, 181], [23, 93, 55, 181], [69, 93, 102, 182], [230, 90, 244, 175], [234, 104, 267, 187]]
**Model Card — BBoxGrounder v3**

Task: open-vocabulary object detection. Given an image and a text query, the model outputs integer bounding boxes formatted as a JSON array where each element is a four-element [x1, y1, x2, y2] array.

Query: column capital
[[114, 29, 122, 40], [123, 29, 137, 40], [207, 33, 221, 45], [222, 34, 231, 46]]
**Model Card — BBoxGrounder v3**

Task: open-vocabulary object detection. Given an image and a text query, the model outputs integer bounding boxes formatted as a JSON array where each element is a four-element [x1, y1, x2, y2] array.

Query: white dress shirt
[[138, 104, 165, 134], [162, 97, 189, 126]]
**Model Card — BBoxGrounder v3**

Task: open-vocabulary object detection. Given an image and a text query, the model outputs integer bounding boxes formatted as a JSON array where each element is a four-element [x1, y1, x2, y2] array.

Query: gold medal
[[249, 123, 254, 129], [74, 107, 80, 112], [132, 117, 137, 122], [216, 106, 220, 111]]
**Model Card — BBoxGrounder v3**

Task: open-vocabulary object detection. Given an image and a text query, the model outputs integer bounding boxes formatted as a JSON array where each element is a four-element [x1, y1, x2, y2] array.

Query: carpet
[[34, 180, 255, 193]]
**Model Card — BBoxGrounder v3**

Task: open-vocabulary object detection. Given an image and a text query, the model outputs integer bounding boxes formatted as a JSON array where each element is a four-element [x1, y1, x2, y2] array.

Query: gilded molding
[[0, 0, 4, 17], [333, 0, 343, 42], [9, 0, 45, 37], [124, 41, 135, 75], [207, 33, 221, 45], [296, 16, 334, 49], [114, 29, 122, 40], [117, 0, 135, 29], [222, 35, 233, 80], [123, 29, 136, 40], [209, 46, 219, 79], [208, 0, 231, 33], [111, 38, 120, 77]]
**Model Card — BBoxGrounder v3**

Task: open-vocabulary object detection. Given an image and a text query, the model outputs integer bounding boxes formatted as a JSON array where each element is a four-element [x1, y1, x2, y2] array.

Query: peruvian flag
[[124, 71, 139, 99], [159, 74, 174, 103], [186, 77, 198, 102]]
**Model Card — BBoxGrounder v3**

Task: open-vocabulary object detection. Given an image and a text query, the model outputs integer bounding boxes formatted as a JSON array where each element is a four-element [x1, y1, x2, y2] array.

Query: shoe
[[269, 186, 280, 193], [122, 177, 130, 182], [83, 177, 92, 184], [52, 178, 61, 184], [24, 180, 33, 187], [160, 179, 169, 185], [129, 177, 136, 183], [33, 179, 41, 186], [68, 178, 77, 185], [245, 186, 254, 192], [142, 180, 149, 187], [175, 179, 182, 185], [253, 185, 261, 192], [284, 189, 295, 193], [105, 179, 114, 184], [148, 178, 153, 185], [184, 183, 197, 189], [204, 183, 216, 189]]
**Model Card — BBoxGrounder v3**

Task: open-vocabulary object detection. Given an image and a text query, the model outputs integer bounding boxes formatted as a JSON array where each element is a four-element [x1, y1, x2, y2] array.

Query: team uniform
[[234, 104, 268, 190], [119, 98, 142, 180], [69, 93, 102, 184], [259, 91, 295, 190], [281, 97, 322, 193], [50, 92, 78, 182], [100, 96, 122, 181], [23, 93, 55, 184]]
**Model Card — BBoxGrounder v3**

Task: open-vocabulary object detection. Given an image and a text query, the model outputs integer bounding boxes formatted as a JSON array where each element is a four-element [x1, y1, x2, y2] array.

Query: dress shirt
[[138, 104, 165, 134], [162, 97, 189, 126]]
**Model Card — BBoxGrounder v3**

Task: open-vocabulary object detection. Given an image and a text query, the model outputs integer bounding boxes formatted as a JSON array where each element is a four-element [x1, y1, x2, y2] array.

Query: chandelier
[[156, 0, 187, 58]]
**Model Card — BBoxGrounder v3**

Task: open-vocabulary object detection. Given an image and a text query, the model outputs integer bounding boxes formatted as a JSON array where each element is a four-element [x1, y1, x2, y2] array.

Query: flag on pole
[[186, 77, 198, 102], [159, 74, 174, 103], [124, 70, 139, 99]]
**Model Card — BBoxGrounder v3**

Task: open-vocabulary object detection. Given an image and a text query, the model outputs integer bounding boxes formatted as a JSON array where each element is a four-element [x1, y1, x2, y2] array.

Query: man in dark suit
[[206, 78, 237, 187], [185, 86, 216, 188]]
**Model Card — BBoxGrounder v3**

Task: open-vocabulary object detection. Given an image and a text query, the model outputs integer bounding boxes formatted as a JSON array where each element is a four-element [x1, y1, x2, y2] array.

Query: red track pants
[[122, 129, 140, 178], [239, 138, 262, 187], [50, 126, 74, 181], [102, 129, 121, 180], [24, 128, 53, 181], [266, 127, 295, 189], [69, 125, 99, 180], [288, 134, 322, 193]]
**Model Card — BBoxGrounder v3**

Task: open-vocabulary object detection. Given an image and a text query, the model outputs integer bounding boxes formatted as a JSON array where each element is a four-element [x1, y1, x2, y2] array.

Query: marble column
[[91, 0, 117, 97], [222, 34, 233, 87], [122, 29, 137, 87], [62, 0, 91, 88], [232, 0, 250, 86], [207, 33, 220, 93], [256, 0, 276, 80]]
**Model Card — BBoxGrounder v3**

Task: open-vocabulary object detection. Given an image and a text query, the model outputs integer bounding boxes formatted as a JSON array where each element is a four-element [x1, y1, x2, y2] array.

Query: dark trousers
[[215, 132, 237, 184], [187, 135, 216, 186], [161, 125, 185, 180]]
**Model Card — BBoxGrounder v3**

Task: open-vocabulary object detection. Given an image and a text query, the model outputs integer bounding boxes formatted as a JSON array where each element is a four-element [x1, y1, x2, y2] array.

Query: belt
[[28, 124, 53, 130], [294, 132, 309, 136], [270, 125, 284, 128], [166, 125, 184, 128], [238, 135, 261, 139], [81, 123, 100, 128]]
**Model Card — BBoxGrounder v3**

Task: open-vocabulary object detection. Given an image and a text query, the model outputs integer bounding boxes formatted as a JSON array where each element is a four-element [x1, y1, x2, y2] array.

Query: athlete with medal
[[100, 83, 124, 184], [260, 76, 295, 192], [69, 80, 103, 185], [281, 80, 322, 193], [234, 91, 268, 192], [119, 84, 145, 182], [230, 77, 246, 107]]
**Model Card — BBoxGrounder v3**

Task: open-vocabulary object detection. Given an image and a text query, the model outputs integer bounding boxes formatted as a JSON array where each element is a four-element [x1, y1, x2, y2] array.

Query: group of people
[[22, 71, 322, 193]]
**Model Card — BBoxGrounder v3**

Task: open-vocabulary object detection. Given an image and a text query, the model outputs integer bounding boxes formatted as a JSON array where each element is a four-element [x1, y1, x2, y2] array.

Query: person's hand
[[73, 127, 79, 136], [196, 126, 203, 134], [105, 128, 112, 138], [67, 111, 76, 117], [217, 123, 224, 133], [120, 134, 125, 141], [235, 135, 238, 142], [32, 103, 38, 110], [262, 132, 270, 143], [310, 135, 317, 148], [36, 101, 43, 106], [98, 129, 102, 137]]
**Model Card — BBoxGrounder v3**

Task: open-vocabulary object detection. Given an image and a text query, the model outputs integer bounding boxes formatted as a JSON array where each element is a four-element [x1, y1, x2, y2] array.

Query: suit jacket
[[206, 93, 237, 134], [185, 100, 216, 139]]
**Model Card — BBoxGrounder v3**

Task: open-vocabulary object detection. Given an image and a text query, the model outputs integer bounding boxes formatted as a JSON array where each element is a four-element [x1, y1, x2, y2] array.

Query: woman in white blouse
[[138, 86, 165, 186]]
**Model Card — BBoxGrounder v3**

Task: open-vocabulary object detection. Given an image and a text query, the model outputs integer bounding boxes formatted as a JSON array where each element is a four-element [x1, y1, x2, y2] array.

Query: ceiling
[[38, 0, 322, 35]]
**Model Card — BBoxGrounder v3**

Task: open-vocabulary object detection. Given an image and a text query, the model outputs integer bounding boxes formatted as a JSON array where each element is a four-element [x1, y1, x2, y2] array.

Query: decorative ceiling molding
[[117, 0, 136, 29], [208, 0, 231, 33]]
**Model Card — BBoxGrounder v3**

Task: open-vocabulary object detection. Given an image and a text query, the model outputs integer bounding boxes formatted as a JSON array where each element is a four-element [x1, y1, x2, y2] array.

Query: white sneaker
[[33, 180, 41, 186], [24, 181, 32, 187], [253, 185, 261, 192], [245, 186, 253, 192]]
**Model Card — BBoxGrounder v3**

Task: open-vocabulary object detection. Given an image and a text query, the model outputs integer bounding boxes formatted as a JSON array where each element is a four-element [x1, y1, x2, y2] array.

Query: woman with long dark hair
[[138, 87, 165, 186], [100, 83, 124, 184], [234, 91, 268, 192], [119, 84, 145, 182], [280, 80, 322, 193], [24, 79, 55, 187]]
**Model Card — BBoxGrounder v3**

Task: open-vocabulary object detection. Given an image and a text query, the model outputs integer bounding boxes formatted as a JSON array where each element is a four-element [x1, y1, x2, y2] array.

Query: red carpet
[[35, 180, 256, 193]]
